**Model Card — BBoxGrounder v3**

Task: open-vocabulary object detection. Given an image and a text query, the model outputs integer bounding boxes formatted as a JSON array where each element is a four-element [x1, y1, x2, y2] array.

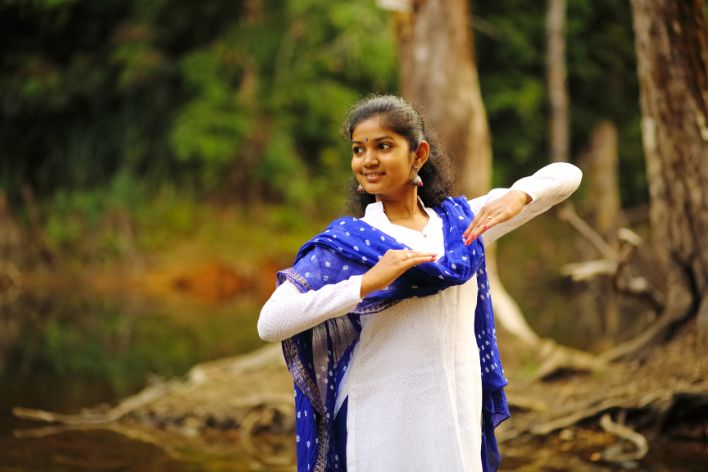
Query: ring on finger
[[486, 216, 493, 220]]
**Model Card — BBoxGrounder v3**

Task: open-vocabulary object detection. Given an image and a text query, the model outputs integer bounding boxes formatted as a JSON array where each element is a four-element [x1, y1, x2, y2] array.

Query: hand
[[462, 190, 531, 245], [360, 249, 437, 297]]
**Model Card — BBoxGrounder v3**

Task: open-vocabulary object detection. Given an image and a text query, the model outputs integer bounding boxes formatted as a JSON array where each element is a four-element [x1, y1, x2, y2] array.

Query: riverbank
[[3, 191, 706, 470], [10, 324, 706, 471]]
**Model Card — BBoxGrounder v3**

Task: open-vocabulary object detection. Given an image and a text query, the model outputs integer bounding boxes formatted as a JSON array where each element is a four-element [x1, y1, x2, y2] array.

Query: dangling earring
[[357, 184, 366, 193], [410, 165, 424, 187]]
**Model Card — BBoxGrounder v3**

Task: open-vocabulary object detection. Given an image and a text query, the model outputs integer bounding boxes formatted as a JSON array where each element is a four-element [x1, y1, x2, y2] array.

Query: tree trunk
[[380, 0, 545, 348], [388, 0, 491, 197], [577, 121, 622, 344], [608, 0, 708, 358], [546, 0, 570, 163], [583, 121, 620, 239]]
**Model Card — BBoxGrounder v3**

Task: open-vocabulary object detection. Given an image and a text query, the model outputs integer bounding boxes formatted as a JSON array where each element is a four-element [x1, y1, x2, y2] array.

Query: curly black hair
[[342, 95, 454, 216]]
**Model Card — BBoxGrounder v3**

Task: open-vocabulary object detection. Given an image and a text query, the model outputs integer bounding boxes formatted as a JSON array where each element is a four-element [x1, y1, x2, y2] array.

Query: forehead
[[351, 116, 402, 141]]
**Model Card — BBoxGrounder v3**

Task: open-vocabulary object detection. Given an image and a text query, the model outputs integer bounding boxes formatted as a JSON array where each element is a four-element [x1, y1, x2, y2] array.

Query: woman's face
[[351, 116, 427, 201]]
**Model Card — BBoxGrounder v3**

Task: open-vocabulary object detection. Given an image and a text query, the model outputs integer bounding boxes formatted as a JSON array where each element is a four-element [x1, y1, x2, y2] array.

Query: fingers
[[462, 190, 529, 245], [362, 250, 438, 297], [463, 210, 498, 245], [399, 250, 437, 266]]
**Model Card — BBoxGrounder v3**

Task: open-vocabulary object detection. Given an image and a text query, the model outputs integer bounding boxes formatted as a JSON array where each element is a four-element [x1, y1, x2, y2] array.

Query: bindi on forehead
[[351, 135, 394, 144]]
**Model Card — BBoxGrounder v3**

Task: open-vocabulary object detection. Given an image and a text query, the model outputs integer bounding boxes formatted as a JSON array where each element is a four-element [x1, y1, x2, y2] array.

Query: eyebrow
[[351, 136, 393, 144]]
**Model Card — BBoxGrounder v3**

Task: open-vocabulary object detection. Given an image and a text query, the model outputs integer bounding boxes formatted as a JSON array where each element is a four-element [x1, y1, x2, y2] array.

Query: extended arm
[[466, 162, 582, 246], [257, 276, 363, 342]]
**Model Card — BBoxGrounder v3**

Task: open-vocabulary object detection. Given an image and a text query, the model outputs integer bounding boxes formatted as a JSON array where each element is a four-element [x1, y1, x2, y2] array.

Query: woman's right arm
[[257, 276, 364, 342], [259, 247, 436, 341]]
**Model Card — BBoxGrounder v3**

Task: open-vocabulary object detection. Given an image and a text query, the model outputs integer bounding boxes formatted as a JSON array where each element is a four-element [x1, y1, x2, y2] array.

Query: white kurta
[[258, 162, 583, 472]]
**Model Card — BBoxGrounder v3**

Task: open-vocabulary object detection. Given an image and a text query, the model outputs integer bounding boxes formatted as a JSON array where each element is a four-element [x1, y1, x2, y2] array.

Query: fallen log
[[599, 413, 649, 463]]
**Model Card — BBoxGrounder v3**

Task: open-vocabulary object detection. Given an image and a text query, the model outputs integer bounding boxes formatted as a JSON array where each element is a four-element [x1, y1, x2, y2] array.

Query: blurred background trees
[[1, 0, 397, 212], [0, 0, 653, 348], [1, 2, 706, 468], [0, 0, 645, 213], [3, 0, 686, 349]]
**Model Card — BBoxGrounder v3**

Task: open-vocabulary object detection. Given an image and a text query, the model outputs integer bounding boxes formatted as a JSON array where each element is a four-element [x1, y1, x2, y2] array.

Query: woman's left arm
[[463, 162, 582, 246]]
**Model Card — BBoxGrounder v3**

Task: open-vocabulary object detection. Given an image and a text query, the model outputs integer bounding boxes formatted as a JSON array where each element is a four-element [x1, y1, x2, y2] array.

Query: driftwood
[[532, 339, 605, 381], [13, 343, 293, 434], [500, 324, 708, 456], [13, 343, 296, 469], [10, 329, 706, 471], [502, 384, 706, 444], [13, 379, 178, 425], [13, 342, 552, 432], [599, 413, 649, 463], [556, 201, 702, 365], [558, 203, 664, 311], [557, 202, 615, 260], [11, 300, 706, 471]]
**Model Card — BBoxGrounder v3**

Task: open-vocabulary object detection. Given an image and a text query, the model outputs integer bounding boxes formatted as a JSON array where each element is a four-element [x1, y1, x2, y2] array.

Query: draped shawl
[[276, 196, 509, 471]]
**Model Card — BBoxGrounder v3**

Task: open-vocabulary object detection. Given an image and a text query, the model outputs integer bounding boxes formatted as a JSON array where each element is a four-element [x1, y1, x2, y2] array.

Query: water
[[0, 290, 274, 471], [1, 291, 704, 471]]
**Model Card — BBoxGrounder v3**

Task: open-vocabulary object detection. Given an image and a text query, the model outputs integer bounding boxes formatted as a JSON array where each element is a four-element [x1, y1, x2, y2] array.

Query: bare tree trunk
[[388, 0, 491, 197], [583, 122, 620, 238], [606, 0, 708, 358], [579, 121, 621, 343], [546, 0, 570, 163], [380, 0, 543, 348]]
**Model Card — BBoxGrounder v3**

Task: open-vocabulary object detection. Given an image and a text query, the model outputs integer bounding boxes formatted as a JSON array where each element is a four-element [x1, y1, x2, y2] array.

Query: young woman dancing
[[259, 95, 582, 472]]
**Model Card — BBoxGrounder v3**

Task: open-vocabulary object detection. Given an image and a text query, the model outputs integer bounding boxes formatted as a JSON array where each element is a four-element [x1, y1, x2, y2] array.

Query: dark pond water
[[0, 289, 272, 471], [0, 290, 705, 471]]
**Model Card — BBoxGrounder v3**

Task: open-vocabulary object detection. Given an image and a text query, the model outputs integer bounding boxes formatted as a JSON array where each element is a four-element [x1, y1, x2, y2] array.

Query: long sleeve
[[467, 162, 582, 245], [258, 275, 364, 342]]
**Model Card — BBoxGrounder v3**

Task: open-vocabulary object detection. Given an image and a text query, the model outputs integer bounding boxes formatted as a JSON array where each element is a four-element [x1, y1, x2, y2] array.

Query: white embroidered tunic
[[259, 162, 582, 471]]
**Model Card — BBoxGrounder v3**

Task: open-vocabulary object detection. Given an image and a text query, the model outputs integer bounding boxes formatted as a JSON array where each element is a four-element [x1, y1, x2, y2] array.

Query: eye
[[352, 146, 364, 155], [379, 142, 392, 151]]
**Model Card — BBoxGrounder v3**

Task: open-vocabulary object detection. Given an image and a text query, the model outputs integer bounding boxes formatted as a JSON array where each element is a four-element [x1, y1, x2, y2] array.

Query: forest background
[[1, 0, 653, 345], [1, 0, 645, 265], [1, 0, 706, 470]]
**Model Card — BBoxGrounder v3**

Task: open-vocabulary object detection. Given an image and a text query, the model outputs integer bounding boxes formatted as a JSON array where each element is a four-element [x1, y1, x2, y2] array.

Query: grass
[[36, 174, 338, 274]]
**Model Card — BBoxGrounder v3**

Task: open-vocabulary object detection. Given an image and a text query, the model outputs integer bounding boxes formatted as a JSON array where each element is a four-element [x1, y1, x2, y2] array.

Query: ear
[[414, 140, 430, 167]]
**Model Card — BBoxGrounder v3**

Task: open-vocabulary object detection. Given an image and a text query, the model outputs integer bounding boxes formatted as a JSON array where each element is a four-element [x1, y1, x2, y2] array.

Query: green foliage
[[39, 170, 208, 263], [0, 0, 396, 209], [1, 0, 646, 219], [474, 0, 645, 205], [4, 294, 263, 395]]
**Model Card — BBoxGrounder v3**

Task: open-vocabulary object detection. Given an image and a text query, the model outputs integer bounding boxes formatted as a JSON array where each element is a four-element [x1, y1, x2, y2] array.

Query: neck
[[377, 190, 427, 224]]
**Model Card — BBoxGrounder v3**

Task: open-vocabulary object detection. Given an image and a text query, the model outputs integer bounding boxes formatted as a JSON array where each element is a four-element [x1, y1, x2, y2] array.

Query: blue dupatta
[[276, 196, 510, 471]]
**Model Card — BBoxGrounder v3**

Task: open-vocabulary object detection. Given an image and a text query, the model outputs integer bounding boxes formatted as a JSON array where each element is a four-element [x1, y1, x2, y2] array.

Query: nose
[[363, 148, 379, 167]]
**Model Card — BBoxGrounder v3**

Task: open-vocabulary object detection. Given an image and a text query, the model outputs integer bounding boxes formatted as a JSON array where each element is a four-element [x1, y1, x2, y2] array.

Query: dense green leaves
[[0, 0, 396, 210], [0, 0, 645, 212], [474, 0, 644, 205]]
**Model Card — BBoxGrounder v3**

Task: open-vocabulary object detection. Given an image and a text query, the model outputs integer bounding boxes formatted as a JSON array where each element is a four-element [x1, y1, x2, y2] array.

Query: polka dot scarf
[[277, 196, 510, 471]]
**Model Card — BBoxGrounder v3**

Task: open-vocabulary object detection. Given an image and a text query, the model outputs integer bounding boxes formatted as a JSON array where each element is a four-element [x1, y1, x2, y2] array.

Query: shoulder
[[430, 195, 467, 209], [293, 216, 360, 262], [329, 216, 360, 228], [432, 195, 474, 217]]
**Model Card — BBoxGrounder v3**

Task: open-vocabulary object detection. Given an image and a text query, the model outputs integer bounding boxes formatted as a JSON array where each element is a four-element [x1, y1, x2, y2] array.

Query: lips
[[364, 172, 384, 182]]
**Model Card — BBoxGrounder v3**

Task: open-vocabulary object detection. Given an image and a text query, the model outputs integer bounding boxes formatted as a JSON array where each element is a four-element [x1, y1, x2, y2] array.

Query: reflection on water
[[0, 289, 270, 471], [0, 291, 705, 471], [1, 427, 190, 471]]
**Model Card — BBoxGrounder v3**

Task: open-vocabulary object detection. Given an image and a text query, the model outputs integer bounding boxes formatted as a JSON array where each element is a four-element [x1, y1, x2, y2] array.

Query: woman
[[258, 95, 582, 472]]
